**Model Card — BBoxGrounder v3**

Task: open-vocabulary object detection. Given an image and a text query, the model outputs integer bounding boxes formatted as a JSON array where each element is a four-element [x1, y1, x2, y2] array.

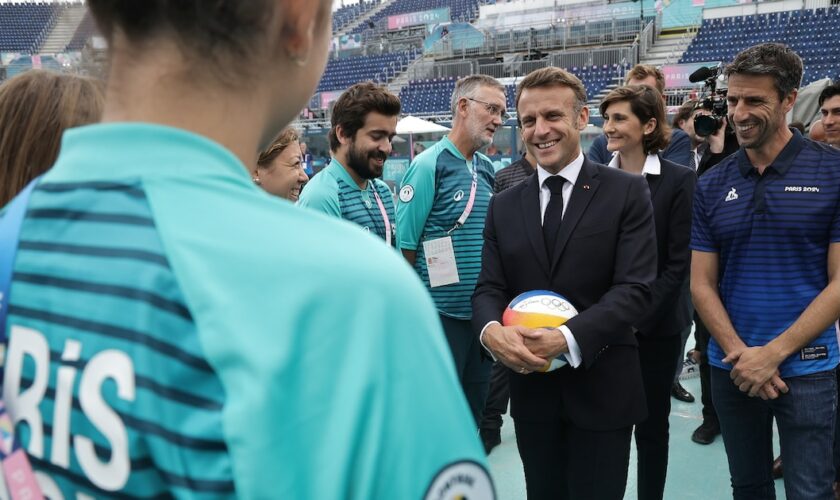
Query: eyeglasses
[[467, 97, 510, 121]]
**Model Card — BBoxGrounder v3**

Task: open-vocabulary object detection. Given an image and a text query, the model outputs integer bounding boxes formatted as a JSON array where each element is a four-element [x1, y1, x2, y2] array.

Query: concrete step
[[40, 4, 87, 53]]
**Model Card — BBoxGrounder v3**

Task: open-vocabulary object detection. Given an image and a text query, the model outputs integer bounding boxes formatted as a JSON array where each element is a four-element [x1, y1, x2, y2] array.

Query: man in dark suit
[[479, 147, 537, 454], [473, 67, 658, 499]]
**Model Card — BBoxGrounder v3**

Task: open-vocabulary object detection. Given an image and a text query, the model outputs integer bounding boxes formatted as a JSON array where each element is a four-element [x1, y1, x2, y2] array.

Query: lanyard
[[371, 187, 392, 247], [0, 178, 44, 500], [447, 160, 479, 234]]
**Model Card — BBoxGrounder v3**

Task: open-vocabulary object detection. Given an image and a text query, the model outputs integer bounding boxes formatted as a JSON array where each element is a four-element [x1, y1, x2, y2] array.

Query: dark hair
[[0, 70, 104, 205], [789, 121, 806, 134], [625, 64, 666, 94], [328, 82, 401, 152], [86, 1, 273, 81], [819, 81, 840, 107], [258, 127, 300, 167], [725, 43, 803, 101], [599, 85, 671, 155], [515, 67, 587, 119], [672, 99, 698, 129]]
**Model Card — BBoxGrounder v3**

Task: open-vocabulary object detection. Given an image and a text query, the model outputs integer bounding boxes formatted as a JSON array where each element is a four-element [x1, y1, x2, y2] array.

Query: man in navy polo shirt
[[692, 43, 840, 500]]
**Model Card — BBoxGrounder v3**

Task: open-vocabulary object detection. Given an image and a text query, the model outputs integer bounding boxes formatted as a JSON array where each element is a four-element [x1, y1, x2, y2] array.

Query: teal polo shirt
[[298, 159, 396, 246], [396, 136, 495, 319], [1, 123, 494, 499]]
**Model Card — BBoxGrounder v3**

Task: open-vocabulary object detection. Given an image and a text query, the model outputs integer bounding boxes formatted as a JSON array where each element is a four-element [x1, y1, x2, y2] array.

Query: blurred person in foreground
[[0, 1, 493, 498]]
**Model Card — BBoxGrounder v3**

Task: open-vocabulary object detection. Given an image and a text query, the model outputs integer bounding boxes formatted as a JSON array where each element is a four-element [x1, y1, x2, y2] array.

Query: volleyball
[[502, 290, 578, 372]]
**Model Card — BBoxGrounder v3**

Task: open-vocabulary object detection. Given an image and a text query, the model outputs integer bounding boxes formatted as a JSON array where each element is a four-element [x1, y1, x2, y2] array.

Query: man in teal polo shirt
[[299, 82, 398, 246], [397, 74, 505, 424]]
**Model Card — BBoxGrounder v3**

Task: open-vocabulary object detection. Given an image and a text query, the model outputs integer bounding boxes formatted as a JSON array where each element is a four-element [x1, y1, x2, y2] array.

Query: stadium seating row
[[681, 6, 840, 86]]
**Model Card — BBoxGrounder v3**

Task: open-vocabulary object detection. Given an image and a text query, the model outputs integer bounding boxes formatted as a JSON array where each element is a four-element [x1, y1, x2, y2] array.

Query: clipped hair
[[515, 67, 587, 119], [600, 85, 671, 155], [726, 43, 803, 100], [328, 81, 401, 152], [625, 64, 666, 94], [449, 74, 506, 117], [258, 127, 300, 167]]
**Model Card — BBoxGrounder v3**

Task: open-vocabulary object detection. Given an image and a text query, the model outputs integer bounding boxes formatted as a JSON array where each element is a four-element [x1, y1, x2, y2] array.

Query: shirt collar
[[48, 122, 249, 185], [606, 152, 661, 176], [442, 135, 467, 161], [327, 157, 368, 192], [737, 127, 805, 178], [537, 151, 584, 188]]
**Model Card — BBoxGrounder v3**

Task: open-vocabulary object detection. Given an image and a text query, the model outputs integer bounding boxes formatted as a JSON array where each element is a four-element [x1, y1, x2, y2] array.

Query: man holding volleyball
[[472, 67, 657, 499]]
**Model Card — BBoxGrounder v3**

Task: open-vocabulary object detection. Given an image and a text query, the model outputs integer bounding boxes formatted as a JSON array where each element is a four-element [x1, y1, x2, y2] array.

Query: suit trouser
[[439, 314, 492, 426], [515, 416, 632, 500], [479, 360, 510, 431], [635, 333, 682, 500]]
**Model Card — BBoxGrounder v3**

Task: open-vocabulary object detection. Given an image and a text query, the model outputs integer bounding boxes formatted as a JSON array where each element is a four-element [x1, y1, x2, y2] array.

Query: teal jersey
[[1, 123, 494, 499], [396, 136, 495, 319], [299, 160, 396, 246]]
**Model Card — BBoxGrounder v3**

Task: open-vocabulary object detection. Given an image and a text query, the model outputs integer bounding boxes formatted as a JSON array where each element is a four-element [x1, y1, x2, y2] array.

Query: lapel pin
[[582, 184, 590, 190]]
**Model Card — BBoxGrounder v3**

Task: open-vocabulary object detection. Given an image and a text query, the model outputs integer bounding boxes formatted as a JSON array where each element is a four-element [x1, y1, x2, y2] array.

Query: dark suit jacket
[[472, 158, 658, 431], [635, 157, 697, 338]]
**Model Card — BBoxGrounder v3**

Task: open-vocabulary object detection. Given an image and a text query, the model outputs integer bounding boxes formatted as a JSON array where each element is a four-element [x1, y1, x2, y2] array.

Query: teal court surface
[[486, 374, 787, 499]]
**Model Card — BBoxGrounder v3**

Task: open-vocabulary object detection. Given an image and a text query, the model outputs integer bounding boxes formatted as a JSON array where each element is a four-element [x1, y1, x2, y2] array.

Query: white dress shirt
[[480, 152, 586, 369], [607, 151, 661, 176]]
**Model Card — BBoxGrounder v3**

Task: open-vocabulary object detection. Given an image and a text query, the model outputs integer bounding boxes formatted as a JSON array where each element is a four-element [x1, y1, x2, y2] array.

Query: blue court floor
[[487, 374, 787, 499]]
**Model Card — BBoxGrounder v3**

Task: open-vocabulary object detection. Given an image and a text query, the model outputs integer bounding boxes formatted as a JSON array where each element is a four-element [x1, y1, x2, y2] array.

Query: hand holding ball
[[502, 290, 578, 372]]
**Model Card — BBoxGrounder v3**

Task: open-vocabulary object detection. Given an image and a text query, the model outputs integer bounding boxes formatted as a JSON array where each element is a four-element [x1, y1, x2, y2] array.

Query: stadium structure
[[1, 0, 838, 183]]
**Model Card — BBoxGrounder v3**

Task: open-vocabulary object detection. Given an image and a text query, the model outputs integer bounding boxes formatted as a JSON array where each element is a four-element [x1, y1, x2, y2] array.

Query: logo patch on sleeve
[[424, 460, 495, 500], [399, 185, 415, 203]]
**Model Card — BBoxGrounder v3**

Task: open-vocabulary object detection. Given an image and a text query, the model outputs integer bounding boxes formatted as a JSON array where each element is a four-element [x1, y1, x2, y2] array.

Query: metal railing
[[429, 15, 655, 60]]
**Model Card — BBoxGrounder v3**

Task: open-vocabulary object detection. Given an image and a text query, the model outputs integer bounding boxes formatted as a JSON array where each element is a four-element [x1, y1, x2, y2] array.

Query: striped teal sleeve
[[298, 172, 341, 217], [396, 152, 435, 250]]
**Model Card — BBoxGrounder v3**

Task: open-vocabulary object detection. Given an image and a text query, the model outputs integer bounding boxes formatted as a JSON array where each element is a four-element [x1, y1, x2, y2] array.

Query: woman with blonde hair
[[254, 126, 308, 201], [0, 69, 103, 205], [600, 84, 697, 500]]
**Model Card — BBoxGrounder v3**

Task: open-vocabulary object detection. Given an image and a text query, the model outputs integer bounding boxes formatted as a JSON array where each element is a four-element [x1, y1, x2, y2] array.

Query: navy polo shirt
[[692, 129, 840, 377]]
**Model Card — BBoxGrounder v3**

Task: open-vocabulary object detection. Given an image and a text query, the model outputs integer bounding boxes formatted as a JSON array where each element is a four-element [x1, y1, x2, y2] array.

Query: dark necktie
[[543, 176, 566, 258], [689, 149, 697, 171]]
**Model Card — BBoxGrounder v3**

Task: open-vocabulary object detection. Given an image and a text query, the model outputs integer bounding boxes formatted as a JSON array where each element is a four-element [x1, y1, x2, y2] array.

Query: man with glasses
[[397, 74, 505, 424]]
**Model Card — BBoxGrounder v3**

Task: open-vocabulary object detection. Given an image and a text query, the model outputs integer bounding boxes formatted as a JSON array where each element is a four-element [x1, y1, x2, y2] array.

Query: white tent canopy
[[396, 115, 450, 135]]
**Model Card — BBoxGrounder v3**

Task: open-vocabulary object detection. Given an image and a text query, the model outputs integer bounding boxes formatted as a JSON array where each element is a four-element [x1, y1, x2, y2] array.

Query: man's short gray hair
[[450, 75, 507, 117], [725, 43, 803, 100]]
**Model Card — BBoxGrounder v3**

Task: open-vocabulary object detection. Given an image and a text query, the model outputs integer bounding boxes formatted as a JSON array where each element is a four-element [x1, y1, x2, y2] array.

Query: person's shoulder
[[697, 153, 738, 189], [493, 173, 530, 204], [371, 178, 393, 197], [801, 136, 840, 163], [497, 157, 528, 177], [298, 168, 339, 207], [659, 157, 696, 181], [305, 163, 340, 189], [409, 143, 444, 171], [590, 160, 636, 182], [670, 128, 690, 141]]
